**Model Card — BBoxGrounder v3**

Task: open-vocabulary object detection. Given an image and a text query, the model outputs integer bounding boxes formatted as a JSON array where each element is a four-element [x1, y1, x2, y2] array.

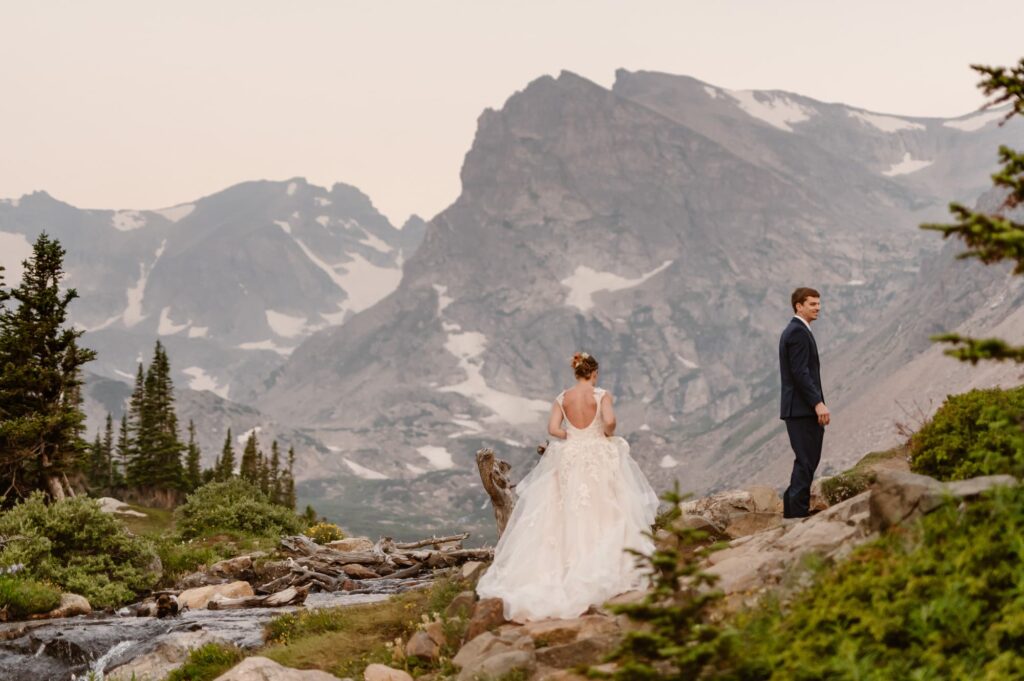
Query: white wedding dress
[[476, 387, 660, 622]]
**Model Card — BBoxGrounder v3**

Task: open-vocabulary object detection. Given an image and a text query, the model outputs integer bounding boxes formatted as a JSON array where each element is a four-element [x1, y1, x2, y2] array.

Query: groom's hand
[[815, 403, 831, 427]]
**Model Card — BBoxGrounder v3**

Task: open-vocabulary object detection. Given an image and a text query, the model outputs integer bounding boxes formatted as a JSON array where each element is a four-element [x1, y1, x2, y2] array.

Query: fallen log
[[207, 585, 309, 610], [394, 532, 470, 550], [476, 448, 516, 538]]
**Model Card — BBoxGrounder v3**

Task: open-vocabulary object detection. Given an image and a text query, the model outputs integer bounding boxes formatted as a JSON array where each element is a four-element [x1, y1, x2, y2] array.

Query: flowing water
[[0, 577, 434, 680]]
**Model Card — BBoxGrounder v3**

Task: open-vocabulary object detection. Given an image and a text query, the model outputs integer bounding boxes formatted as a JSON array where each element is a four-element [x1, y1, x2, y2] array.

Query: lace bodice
[[556, 387, 608, 440]]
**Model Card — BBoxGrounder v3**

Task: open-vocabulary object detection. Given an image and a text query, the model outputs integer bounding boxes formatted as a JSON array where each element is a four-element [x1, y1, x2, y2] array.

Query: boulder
[[679, 486, 783, 533], [723, 512, 782, 539], [363, 663, 413, 681], [405, 630, 440, 661], [213, 656, 339, 680], [868, 470, 946, 531], [210, 555, 254, 579], [457, 650, 535, 681], [444, 590, 477, 620], [107, 630, 224, 681], [452, 630, 533, 671], [327, 537, 375, 553], [464, 597, 507, 641], [809, 478, 830, 512], [178, 581, 254, 610], [44, 593, 91, 619], [459, 560, 486, 582], [945, 475, 1018, 499]]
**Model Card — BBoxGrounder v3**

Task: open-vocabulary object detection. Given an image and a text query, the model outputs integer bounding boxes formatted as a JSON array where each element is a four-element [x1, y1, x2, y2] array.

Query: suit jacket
[[779, 317, 824, 419]]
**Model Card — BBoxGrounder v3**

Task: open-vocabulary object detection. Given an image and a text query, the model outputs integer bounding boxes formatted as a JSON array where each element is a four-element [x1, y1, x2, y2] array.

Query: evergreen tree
[[184, 419, 202, 492], [0, 233, 96, 501], [86, 432, 107, 492], [216, 429, 236, 481], [125, 363, 146, 486], [924, 58, 1024, 361], [239, 430, 260, 483], [143, 342, 184, 490], [116, 412, 131, 490], [103, 412, 121, 489], [268, 440, 282, 504], [282, 445, 297, 509]]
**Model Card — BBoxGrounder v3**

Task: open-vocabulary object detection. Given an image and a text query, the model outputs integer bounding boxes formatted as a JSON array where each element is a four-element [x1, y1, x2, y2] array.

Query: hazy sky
[[2, 1, 1021, 225]]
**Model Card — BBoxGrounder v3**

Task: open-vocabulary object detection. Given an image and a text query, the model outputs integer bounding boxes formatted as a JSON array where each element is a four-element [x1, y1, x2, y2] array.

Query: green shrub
[[0, 493, 160, 607], [910, 386, 1024, 481], [175, 478, 304, 541], [165, 642, 244, 681], [303, 522, 345, 545], [0, 573, 61, 618], [720, 484, 1024, 679]]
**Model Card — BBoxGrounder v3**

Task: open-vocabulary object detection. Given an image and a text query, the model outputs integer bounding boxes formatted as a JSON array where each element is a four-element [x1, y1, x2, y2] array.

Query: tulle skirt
[[476, 435, 660, 622]]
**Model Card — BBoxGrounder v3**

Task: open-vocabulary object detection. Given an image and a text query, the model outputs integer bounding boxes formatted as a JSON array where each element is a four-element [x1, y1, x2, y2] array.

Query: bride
[[476, 352, 660, 622]]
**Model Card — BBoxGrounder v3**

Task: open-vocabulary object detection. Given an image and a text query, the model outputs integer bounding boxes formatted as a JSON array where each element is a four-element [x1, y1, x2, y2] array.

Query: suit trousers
[[783, 416, 824, 518]]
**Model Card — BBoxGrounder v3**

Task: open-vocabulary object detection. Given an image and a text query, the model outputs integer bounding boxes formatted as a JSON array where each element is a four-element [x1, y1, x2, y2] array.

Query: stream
[[0, 577, 434, 680]]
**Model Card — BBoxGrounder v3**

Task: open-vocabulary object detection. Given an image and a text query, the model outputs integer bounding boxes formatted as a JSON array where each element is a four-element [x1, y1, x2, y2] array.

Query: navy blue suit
[[779, 317, 825, 518]]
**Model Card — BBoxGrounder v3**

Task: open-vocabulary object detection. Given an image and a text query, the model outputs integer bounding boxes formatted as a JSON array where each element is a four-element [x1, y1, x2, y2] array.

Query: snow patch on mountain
[[416, 445, 455, 470], [882, 152, 933, 177], [153, 204, 195, 222], [188, 326, 209, 338], [182, 366, 229, 399], [112, 210, 146, 231], [561, 260, 673, 311], [314, 197, 332, 207], [237, 426, 262, 444], [315, 216, 330, 227], [944, 109, 1008, 132], [265, 310, 308, 339], [0, 231, 33, 286], [660, 454, 679, 468], [158, 307, 190, 335], [0, 197, 21, 208], [847, 110, 925, 133], [344, 458, 389, 480], [123, 240, 166, 327], [334, 255, 402, 313], [703, 85, 720, 99], [274, 220, 292, 235], [359, 230, 394, 254], [727, 91, 815, 132], [286, 182, 298, 196], [237, 339, 294, 356]]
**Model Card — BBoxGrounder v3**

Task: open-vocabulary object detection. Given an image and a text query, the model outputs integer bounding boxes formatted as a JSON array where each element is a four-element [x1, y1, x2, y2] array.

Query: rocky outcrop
[[107, 630, 226, 681], [679, 485, 784, 539], [40, 593, 91, 619], [213, 656, 341, 680]]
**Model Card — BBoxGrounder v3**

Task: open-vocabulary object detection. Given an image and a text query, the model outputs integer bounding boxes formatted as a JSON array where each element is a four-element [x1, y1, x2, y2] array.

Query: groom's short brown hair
[[791, 287, 820, 312]]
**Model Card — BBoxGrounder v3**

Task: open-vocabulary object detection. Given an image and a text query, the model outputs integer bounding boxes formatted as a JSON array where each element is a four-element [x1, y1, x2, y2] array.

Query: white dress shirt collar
[[793, 315, 813, 332]]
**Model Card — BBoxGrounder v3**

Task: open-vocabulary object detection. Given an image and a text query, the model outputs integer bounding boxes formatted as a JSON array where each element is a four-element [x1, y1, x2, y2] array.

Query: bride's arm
[[601, 393, 617, 436], [547, 402, 567, 439]]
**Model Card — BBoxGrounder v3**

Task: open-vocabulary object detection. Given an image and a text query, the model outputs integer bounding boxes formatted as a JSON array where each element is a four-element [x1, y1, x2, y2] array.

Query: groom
[[779, 287, 829, 518]]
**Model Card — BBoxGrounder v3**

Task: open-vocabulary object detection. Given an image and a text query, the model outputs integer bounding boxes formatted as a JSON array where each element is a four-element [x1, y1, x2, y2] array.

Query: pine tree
[[184, 419, 202, 492], [0, 233, 96, 501], [125, 363, 146, 486], [116, 413, 131, 490], [144, 342, 184, 490], [268, 440, 282, 504], [216, 429, 236, 481], [239, 430, 260, 483], [86, 432, 106, 491], [282, 445, 297, 509], [103, 412, 121, 489], [923, 58, 1024, 362]]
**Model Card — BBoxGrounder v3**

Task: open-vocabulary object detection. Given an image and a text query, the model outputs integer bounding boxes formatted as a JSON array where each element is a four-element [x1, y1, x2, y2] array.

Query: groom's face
[[796, 297, 821, 322]]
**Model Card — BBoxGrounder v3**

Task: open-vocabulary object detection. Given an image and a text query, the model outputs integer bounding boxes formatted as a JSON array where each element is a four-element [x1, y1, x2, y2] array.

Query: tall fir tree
[[268, 440, 282, 504], [239, 430, 260, 483], [0, 233, 96, 501], [116, 412, 131, 490], [86, 432, 107, 491], [125, 363, 146, 486], [184, 419, 202, 492], [216, 429, 236, 481], [924, 58, 1024, 361], [103, 412, 122, 490], [143, 341, 184, 490], [282, 444, 297, 510]]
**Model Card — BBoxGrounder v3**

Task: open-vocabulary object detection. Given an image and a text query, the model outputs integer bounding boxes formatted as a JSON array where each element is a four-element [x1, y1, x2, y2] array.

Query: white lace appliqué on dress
[[476, 387, 660, 622]]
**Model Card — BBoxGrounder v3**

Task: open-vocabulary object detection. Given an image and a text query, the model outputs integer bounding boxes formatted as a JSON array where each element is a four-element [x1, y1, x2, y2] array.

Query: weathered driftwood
[[260, 530, 492, 594], [476, 448, 516, 537], [207, 585, 309, 610], [394, 533, 469, 550]]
